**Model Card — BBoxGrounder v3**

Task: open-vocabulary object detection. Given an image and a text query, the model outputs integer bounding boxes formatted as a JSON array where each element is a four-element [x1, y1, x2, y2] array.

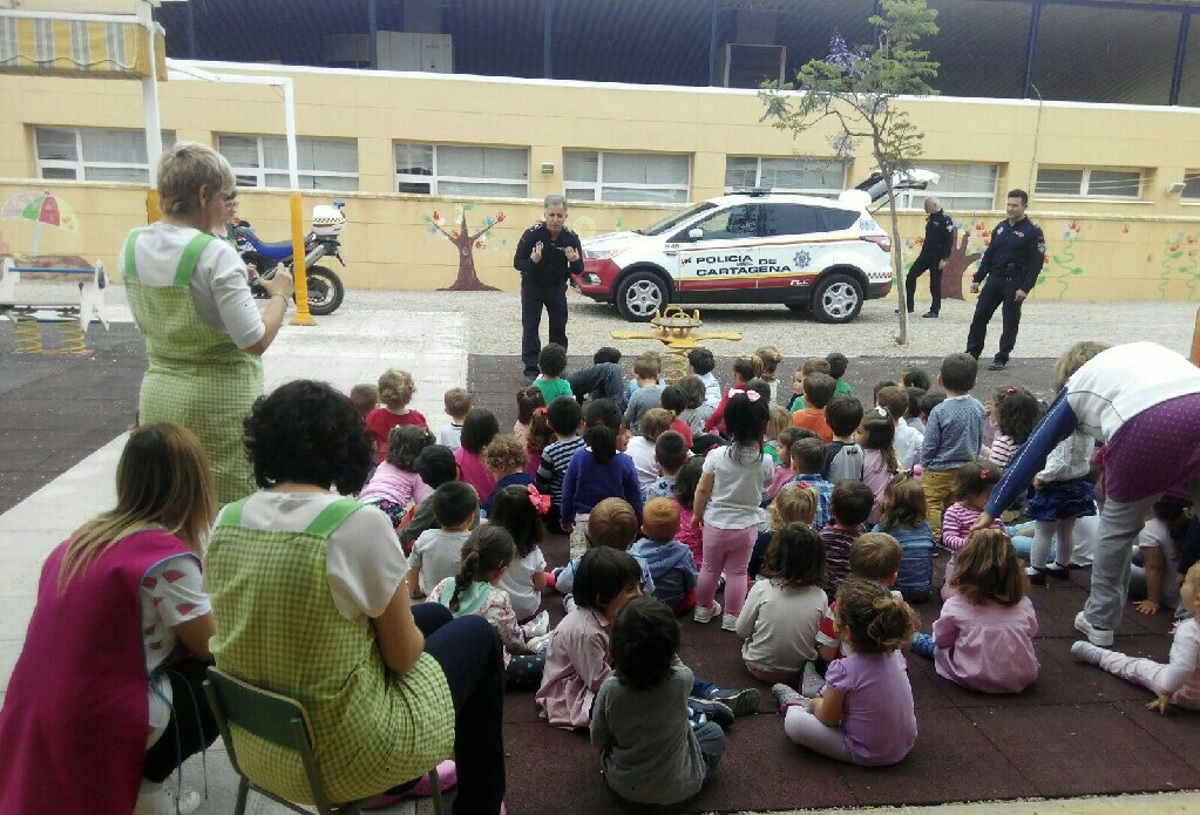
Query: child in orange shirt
[[792, 372, 835, 444]]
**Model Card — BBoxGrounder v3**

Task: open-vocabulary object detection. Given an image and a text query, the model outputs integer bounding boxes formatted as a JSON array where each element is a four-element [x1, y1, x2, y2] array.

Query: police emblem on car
[[794, 249, 812, 268]]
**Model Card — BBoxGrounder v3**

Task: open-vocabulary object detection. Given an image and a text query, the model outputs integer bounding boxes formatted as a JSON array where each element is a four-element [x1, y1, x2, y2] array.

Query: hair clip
[[980, 468, 990, 479], [594, 418, 606, 427], [1004, 386, 1019, 397], [795, 481, 811, 490], [535, 406, 548, 415], [746, 391, 761, 402], [874, 405, 888, 417]]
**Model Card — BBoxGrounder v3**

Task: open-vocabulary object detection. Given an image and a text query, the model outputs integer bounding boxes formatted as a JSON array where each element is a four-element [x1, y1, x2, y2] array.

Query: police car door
[[668, 204, 762, 299], [754, 203, 824, 299]]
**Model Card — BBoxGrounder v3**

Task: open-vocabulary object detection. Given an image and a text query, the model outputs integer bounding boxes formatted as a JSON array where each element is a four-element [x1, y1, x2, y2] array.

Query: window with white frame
[[1183, 173, 1200, 202], [724, 156, 846, 197], [218, 135, 359, 191], [34, 127, 176, 183], [1035, 167, 1143, 199], [564, 150, 690, 203], [895, 162, 999, 210], [394, 143, 529, 198]]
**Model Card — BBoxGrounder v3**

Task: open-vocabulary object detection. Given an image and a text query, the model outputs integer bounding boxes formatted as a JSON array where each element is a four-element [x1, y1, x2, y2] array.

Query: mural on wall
[[902, 219, 987, 301], [1037, 221, 1084, 301], [0, 190, 90, 270], [423, 203, 507, 291], [1159, 229, 1200, 300]]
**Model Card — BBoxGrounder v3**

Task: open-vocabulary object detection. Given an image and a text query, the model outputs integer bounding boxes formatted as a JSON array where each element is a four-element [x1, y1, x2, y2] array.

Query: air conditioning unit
[[715, 43, 786, 89]]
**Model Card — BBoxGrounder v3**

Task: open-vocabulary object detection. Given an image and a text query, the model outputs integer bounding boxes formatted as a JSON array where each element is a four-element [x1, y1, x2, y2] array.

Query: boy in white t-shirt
[[405, 481, 478, 598]]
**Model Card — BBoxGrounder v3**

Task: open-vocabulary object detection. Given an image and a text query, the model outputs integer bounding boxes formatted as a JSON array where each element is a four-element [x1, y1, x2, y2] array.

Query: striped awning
[[0, 16, 167, 80]]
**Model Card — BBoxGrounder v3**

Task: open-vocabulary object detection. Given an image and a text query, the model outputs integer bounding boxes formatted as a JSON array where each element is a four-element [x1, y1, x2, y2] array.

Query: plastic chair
[[204, 666, 444, 815]]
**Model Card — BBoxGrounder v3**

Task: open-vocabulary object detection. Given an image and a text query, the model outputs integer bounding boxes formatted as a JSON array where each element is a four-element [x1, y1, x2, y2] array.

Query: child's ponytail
[[583, 398, 622, 466], [527, 406, 554, 456], [835, 576, 917, 654], [861, 405, 898, 473], [448, 525, 515, 612]]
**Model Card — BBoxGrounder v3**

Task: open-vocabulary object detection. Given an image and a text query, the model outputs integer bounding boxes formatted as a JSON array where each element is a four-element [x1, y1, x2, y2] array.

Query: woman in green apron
[[206, 380, 506, 814], [122, 142, 293, 503]]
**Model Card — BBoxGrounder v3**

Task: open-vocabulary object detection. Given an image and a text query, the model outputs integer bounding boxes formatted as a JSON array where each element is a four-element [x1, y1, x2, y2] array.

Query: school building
[[2, 0, 1200, 301]]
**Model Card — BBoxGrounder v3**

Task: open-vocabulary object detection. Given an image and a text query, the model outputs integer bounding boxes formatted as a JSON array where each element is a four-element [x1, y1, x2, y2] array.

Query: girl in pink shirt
[[358, 425, 435, 531], [454, 407, 499, 503], [941, 460, 1006, 600], [673, 457, 705, 567], [857, 406, 899, 525], [912, 530, 1039, 694]]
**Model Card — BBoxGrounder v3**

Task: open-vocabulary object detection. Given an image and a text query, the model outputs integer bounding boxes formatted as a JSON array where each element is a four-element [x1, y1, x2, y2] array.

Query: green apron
[[206, 496, 455, 804], [122, 228, 263, 503]]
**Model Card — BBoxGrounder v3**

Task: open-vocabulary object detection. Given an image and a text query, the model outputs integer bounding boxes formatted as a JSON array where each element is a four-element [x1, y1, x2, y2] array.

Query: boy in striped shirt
[[536, 395, 586, 529]]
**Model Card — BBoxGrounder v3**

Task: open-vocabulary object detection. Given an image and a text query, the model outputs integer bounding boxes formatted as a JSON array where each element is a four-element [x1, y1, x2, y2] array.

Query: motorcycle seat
[[244, 235, 296, 261]]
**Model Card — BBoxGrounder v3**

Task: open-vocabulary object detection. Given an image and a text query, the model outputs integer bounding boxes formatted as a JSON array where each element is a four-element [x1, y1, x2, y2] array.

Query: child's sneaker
[[524, 610, 550, 639], [693, 600, 722, 624], [771, 683, 811, 714], [526, 631, 554, 654], [687, 697, 735, 730], [703, 685, 760, 716], [801, 662, 825, 698], [1045, 563, 1071, 580], [720, 613, 738, 632], [134, 785, 201, 815], [1070, 640, 1105, 666]]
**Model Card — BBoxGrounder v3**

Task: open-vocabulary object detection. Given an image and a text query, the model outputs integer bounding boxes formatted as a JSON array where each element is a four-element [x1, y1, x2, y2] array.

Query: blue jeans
[[412, 603, 506, 815], [568, 362, 626, 410]]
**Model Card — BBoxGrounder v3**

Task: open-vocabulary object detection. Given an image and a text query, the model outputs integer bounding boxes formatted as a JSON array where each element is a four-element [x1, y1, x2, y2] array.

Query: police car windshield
[[640, 202, 718, 236]]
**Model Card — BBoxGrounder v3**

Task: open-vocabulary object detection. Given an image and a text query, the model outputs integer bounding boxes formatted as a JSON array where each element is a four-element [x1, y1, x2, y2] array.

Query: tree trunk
[[883, 174, 908, 345], [439, 212, 500, 292], [941, 230, 980, 301]]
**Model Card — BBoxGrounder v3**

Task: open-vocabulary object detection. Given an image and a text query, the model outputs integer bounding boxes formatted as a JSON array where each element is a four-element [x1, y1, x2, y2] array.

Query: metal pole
[[1170, 12, 1191, 106], [543, 0, 552, 78], [1022, 1, 1042, 99], [290, 191, 314, 326], [282, 79, 300, 190]]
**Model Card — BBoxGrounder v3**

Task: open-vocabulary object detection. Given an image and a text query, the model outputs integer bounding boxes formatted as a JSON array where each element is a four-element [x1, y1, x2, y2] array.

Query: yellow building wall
[[3, 64, 1200, 300]]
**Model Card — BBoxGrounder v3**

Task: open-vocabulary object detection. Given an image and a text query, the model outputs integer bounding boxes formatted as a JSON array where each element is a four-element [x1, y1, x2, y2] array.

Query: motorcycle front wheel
[[298, 264, 345, 316]]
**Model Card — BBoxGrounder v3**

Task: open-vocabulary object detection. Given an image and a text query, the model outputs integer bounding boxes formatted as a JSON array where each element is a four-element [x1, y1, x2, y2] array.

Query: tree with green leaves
[[760, 0, 939, 344]]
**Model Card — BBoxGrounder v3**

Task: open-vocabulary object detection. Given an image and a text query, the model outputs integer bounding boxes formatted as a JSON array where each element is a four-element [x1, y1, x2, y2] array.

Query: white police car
[[573, 181, 917, 324]]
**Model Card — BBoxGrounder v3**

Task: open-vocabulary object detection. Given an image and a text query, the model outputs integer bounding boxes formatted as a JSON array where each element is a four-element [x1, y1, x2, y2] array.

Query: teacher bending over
[[975, 341, 1200, 646], [123, 142, 293, 503], [205, 380, 506, 814]]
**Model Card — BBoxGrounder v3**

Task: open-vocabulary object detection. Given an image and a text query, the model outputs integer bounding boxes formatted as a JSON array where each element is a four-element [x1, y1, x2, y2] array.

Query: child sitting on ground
[[693, 392, 776, 631], [787, 357, 830, 412], [912, 529, 1038, 694], [592, 596, 726, 812], [561, 399, 643, 552], [660, 385, 695, 449], [441, 387, 471, 450], [815, 533, 906, 672], [432, 525, 552, 692], [687, 348, 722, 408], [556, 497, 655, 613], [737, 523, 828, 685], [986, 386, 1039, 469], [766, 427, 807, 499], [749, 482, 818, 580], [454, 407, 500, 504], [533, 343, 575, 403], [359, 425, 435, 530], [905, 387, 927, 434], [941, 460, 1006, 601], [631, 498, 699, 613], [872, 476, 935, 603], [773, 576, 918, 767], [535, 396, 586, 529], [626, 408, 674, 489], [921, 353, 985, 544], [765, 404, 792, 465], [876, 385, 923, 472], [406, 481, 479, 599], [349, 383, 378, 424], [858, 406, 900, 524], [755, 345, 783, 403], [399, 445, 472, 555], [624, 354, 667, 434], [514, 386, 546, 445], [643, 430, 689, 502], [820, 480, 876, 600], [674, 457, 705, 567], [1131, 499, 1190, 616], [676, 375, 714, 440], [823, 397, 865, 483], [481, 434, 534, 516], [490, 483, 552, 623], [1072, 562, 1200, 713], [789, 437, 834, 527], [525, 405, 554, 479], [902, 368, 932, 393], [704, 355, 763, 435], [791, 373, 835, 443], [826, 352, 852, 399], [366, 369, 428, 462]]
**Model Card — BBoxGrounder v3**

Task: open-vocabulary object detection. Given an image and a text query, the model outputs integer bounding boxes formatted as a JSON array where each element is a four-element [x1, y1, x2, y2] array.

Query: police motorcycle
[[236, 200, 348, 316]]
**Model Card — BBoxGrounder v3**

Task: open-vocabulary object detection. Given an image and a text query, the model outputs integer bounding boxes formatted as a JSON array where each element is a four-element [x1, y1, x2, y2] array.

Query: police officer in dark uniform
[[965, 188, 1046, 372], [904, 195, 954, 318], [513, 194, 584, 379]]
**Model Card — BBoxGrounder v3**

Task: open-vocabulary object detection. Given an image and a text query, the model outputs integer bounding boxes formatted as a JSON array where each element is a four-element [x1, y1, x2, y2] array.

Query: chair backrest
[[206, 666, 315, 751]]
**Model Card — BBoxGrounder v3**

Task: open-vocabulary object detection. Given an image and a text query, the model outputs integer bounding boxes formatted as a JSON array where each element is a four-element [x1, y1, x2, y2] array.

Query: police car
[[573, 180, 922, 324]]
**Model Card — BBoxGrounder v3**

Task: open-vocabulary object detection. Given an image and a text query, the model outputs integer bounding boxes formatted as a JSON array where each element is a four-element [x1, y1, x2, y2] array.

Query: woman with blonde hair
[[0, 424, 219, 815], [123, 142, 293, 502]]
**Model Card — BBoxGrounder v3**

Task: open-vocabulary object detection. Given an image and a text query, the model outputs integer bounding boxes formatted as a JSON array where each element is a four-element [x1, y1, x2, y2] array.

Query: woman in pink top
[[913, 530, 1038, 694], [455, 408, 500, 503], [772, 577, 919, 766]]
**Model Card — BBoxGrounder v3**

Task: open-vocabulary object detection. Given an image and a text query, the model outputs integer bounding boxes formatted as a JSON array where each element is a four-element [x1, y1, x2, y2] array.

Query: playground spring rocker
[[610, 305, 743, 382]]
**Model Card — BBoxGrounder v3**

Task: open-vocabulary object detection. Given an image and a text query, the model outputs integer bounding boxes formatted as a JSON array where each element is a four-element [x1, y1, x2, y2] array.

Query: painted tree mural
[[940, 228, 982, 301], [423, 203, 506, 291]]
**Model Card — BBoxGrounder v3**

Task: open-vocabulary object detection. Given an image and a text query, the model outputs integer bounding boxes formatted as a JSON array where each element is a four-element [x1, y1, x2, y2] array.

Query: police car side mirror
[[688, 228, 704, 240]]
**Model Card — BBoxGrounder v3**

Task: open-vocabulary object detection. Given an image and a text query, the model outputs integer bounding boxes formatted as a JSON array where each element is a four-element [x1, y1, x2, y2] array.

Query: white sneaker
[[525, 610, 550, 639], [693, 600, 722, 624], [134, 785, 201, 815], [1074, 611, 1114, 647], [1070, 640, 1105, 666], [526, 631, 554, 654], [721, 613, 738, 632]]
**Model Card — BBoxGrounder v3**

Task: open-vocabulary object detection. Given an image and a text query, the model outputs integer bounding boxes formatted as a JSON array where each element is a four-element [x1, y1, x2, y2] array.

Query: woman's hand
[[970, 511, 995, 533], [262, 268, 294, 300]]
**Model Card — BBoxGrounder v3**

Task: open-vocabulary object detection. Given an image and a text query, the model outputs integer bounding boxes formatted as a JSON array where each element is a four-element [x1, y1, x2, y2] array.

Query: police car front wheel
[[811, 273, 863, 324], [615, 272, 667, 322]]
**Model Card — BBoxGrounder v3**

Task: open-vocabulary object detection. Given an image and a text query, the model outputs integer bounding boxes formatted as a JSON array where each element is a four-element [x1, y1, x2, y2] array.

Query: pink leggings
[[695, 524, 757, 617], [1098, 650, 1199, 710]]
